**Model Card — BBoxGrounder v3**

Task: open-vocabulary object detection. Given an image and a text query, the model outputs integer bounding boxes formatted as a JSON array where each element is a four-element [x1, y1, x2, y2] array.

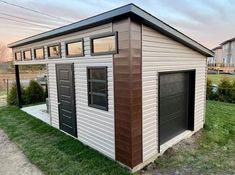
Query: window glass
[[66, 41, 83, 56], [48, 45, 60, 58], [87, 67, 108, 110], [92, 95, 106, 107], [91, 68, 106, 80], [15, 52, 21, 61], [91, 82, 106, 94], [34, 48, 44, 59], [23, 50, 31, 60], [92, 34, 116, 54]]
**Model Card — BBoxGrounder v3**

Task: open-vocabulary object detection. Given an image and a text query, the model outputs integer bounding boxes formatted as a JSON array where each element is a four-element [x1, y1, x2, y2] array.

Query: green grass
[[208, 74, 235, 84], [0, 90, 7, 97], [0, 106, 131, 175], [154, 101, 235, 174], [0, 101, 234, 174]]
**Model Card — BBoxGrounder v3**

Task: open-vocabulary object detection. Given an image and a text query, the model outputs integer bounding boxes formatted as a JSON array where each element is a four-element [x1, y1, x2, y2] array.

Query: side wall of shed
[[14, 23, 115, 159], [142, 25, 207, 161]]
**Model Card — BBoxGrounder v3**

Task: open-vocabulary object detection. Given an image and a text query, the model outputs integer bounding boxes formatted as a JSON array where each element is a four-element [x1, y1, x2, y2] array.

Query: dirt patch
[[139, 131, 203, 175], [0, 129, 44, 175]]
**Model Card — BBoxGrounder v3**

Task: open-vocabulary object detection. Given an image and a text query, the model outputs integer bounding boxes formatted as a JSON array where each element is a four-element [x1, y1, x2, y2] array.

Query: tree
[[0, 42, 9, 63]]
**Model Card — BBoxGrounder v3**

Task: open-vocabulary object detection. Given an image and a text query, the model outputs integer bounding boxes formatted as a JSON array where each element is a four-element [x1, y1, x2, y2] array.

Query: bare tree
[[0, 42, 8, 63]]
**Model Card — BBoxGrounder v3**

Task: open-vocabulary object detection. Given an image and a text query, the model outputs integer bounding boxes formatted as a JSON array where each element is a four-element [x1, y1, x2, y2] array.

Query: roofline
[[220, 37, 235, 45], [8, 4, 132, 48], [212, 46, 222, 50], [8, 3, 213, 57]]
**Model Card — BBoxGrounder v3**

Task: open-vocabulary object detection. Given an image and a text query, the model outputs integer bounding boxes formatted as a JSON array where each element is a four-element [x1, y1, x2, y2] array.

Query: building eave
[[8, 3, 213, 57]]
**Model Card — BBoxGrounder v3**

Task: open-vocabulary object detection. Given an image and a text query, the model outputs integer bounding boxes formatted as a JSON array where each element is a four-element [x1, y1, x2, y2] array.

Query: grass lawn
[[0, 106, 131, 175], [0, 90, 7, 97], [0, 101, 234, 174], [208, 74, 235, 84], [154, 101, 235, 174]]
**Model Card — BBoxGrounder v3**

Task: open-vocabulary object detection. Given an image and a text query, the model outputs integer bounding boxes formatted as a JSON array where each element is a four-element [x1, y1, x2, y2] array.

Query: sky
[[0, 0, 235, 61]]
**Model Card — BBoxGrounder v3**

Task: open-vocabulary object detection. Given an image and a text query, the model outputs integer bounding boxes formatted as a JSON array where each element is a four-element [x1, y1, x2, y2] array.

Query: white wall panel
[[142, 25, 207, 161]]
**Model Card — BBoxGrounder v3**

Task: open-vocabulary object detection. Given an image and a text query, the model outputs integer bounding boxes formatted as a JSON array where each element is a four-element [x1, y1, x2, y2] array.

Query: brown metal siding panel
[[113, 18, 142, 168]]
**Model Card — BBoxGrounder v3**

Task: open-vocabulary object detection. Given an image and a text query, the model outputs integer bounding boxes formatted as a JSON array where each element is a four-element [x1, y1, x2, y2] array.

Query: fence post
[[7, 79, 8, 97], [15, 65, 22, 108]]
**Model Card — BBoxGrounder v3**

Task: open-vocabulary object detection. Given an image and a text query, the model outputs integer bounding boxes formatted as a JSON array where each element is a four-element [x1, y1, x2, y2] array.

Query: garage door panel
[[160, 109, 187, 124], [160, 93, 187, 117], [160, 116, 186, 143], [160, 74, 188, 98], [159, 71, 191, 145]]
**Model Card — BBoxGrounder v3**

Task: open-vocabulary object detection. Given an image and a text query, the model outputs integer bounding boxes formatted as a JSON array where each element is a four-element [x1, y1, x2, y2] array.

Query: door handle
[[58, 102, 61, 105]]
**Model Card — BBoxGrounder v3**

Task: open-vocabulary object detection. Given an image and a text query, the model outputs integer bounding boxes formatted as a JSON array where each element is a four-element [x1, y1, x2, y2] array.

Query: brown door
[[56, 64, 77, 137]]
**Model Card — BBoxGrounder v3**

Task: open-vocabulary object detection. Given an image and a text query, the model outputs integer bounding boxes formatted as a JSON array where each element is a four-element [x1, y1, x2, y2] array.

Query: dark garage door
[[56, 64, 77, 137], [159, 71, 195, 145]]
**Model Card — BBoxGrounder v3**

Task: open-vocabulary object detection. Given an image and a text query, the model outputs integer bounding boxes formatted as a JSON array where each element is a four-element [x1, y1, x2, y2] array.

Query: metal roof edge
[[8, 3, 213, 57], [8, 3, 133, 48], [129, 4, 213, 57]]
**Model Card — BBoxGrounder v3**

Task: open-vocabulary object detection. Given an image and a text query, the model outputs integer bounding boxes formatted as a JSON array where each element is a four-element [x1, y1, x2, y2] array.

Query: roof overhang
[[8, 4, 213, 57], [220, 37, 235, 45]]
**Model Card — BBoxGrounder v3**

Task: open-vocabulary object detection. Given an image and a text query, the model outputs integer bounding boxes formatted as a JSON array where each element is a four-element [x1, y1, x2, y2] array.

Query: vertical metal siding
[[142, 25, 207, 161]]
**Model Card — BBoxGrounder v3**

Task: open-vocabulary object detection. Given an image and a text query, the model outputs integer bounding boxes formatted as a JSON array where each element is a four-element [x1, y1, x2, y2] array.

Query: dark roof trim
[[220, 37, 235, 45], [8, 3, 213, 57], [212, 45, 222, 50]]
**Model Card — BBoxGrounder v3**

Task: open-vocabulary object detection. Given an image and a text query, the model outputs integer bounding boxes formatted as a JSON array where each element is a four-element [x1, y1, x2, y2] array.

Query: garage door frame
[[158, 69, 195, 152]]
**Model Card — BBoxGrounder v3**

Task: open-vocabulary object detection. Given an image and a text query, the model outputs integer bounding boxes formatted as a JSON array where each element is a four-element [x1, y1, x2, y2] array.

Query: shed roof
[[220, 37, 235, 45], [8, 3, 213, 56]]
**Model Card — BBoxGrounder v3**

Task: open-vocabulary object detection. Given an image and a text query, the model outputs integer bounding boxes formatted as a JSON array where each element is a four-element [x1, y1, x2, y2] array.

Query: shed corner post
[[15, 65, 22, 108]]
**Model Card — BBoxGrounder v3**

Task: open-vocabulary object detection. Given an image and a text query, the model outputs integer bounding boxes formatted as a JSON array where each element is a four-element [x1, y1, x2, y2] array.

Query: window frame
[[23, 49, 32, 61], [65, 39, 84, 58], [14, 51, 22, 61], [90, 32, 118, 56], [47, 43, 61, 59], [34, 47, 45, 60], [87, 66, 108, 111]]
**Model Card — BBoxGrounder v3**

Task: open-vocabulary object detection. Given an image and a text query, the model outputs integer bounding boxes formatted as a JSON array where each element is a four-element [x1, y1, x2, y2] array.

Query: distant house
[[8, 4, 213, 172], [221, 37, 235, 64], [212, 37, 235, 65], [210, 46, 222, 64]]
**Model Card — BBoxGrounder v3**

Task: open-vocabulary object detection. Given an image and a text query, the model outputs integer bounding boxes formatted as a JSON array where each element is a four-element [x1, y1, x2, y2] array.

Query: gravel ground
[[0, 129, 44, 175]]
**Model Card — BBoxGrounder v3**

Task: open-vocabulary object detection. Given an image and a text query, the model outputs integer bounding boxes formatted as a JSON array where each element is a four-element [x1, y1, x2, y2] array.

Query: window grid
[[87, 67, 108, 111]]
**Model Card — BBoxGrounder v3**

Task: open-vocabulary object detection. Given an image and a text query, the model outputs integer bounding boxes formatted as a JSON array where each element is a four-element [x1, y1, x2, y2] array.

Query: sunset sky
[[0, 0, 235, 58]]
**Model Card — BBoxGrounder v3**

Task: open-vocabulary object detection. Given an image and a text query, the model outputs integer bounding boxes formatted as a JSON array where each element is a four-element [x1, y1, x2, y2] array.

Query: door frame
[[157, 69, 196, 152], [56, 63, 77, 137]]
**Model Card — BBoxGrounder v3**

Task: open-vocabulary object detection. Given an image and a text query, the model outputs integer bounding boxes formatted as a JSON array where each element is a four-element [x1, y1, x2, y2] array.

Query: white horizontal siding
[[142, 25, 207, 161], [39, 23, 115, 159], [47, 63, 59, 129], [74, 56, 115, 159]]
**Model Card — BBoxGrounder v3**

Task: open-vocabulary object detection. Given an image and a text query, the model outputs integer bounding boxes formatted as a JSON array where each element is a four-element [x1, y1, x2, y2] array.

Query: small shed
[[9, 4, 213, 171]]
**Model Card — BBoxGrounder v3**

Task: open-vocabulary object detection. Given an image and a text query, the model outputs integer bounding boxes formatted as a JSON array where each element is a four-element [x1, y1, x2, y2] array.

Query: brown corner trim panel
[[113, 17, 142, 168]]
